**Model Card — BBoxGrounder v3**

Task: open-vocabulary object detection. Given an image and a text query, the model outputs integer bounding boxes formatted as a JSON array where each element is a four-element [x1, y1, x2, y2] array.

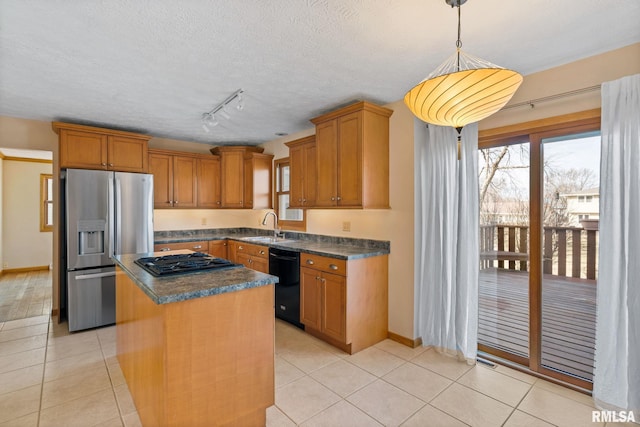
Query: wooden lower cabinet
[[300, 253, 388, 354], [232, 241, 269, 273], [116, 268, 274, 427], [208, 240, 228, 259]]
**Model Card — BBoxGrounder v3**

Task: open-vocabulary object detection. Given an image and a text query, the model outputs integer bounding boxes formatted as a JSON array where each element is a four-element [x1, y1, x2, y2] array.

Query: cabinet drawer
[[300, 253, 346, 276], [154, 241, 208, 253], [235, 242, 268, 258]]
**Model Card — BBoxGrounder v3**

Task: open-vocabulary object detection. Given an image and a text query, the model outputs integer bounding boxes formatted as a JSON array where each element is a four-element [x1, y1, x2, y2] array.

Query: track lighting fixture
[[201, 89, 244, 132]]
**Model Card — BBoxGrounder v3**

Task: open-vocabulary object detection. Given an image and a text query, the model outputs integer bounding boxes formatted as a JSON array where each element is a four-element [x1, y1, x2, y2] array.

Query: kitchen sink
[[240, 236, 297, 244]]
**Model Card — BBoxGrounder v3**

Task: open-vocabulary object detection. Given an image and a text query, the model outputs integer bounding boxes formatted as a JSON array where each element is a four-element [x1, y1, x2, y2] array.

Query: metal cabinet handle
[[109, 163, 114, 167], [315, 276, 321, 281], [249, 259, 253, 264], [223, 243, 227, 246], [329, 264, 338, 270], [337, 196, 341, 201], [101, 162, 107, 167], [259, 250, 265, 255], [238, 245, 244, 250], [306, 259, 314, 265], [160, 247, 171, 251], [298, 198, 303, 202], [193, 245, 202, 249], [331, 197, 335, 201], [174, 200, 178, 204], [302, 198, 306, 202], [321, 278, 326, 283]]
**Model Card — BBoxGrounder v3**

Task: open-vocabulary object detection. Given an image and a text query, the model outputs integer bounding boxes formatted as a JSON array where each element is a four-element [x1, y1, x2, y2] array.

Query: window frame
[[274, 158, 306, 231], [40, 173, 53, 232]]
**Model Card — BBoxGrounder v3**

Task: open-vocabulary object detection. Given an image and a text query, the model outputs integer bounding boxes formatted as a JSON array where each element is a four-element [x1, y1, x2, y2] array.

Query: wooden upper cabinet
[[310, 101, 392, 209], [148, 150, 197, 209], [314, 121, 339, 207], [211, 146, 273, 209], [107, 136, 149, 173], [244, 153, 273, 209], [217, 148, 245, 208], [53, 122, 149, 173], [172, 156, 197, 208], [286, 135, 317, 208], [149, 153, 173, 209], [197, 156, 221, 208]]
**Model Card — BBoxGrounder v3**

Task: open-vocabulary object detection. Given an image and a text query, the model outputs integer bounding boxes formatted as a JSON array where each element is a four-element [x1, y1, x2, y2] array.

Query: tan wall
[[481, 43, 640, 130], [2, 159, 53, 269]]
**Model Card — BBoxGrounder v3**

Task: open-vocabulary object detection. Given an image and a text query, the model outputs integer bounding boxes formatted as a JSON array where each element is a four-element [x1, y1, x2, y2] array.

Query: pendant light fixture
[[404, 0, 522, 133]]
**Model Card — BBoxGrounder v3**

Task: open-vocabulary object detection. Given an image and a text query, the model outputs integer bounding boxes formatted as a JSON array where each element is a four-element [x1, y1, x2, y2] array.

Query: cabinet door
[[227, 241, 238, 263], [315, 120, 339, 207], [243, 157, 254, 209], [300, 267, 322, 330], [108, 136, 148, 173], [250, 256, 269, 274], [172, 156, 197, 208], [149, 153, 173, 208], [337, 112, 362, 207], [289, 144, 305, 208], [197, 157, 221, 208], [248, 155, 273, 210], [321, 272, 347, 342], [220, 151, 245, 208], [236, 252, 251, 269], [208, 240, 228, 259], [60, 130, 107, 170], [303, 143, 317, 206]]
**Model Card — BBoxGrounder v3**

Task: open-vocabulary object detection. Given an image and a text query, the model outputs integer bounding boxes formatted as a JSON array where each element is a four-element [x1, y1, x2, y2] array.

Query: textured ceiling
[[1, 0, 639, 147]]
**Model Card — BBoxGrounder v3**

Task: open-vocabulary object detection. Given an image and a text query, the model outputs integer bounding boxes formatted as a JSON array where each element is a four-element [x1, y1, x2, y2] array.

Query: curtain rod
[[501, 84, 601, 111]]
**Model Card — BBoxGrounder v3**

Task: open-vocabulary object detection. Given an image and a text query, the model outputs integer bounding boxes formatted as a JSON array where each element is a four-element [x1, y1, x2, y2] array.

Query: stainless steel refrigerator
[[63, 169, 153, 331]]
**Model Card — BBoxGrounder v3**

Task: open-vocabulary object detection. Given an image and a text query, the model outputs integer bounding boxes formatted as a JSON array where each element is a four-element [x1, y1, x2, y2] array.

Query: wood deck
[[479, 268, 596, 382]]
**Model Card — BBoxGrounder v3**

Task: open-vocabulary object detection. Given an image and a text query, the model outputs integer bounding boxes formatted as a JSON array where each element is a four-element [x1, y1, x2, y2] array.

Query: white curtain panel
[[594, 73, 640, 412], [415, 122, 479, 362]]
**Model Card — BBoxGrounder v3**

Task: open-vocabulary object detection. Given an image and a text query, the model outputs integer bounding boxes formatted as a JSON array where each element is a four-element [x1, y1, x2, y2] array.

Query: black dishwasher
[[269, 247, 303, 329]]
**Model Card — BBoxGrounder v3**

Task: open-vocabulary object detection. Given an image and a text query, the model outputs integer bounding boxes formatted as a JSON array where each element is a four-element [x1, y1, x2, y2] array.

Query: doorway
[[0, 148, 54, 323], [478, 115, 600, 390]]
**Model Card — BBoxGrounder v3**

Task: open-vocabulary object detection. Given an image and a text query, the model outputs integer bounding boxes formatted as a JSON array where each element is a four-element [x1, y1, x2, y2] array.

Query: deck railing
[[480, 224, 598, 280]]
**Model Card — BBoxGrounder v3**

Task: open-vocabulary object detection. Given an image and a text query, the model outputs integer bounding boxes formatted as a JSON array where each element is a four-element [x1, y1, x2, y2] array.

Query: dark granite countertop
[[113, 252, 279, 305], [154, 228, 390, 260]]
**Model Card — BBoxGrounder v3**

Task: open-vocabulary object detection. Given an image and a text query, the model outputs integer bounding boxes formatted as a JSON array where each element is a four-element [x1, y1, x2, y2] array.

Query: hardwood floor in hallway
[[0, 270, 52, 322]]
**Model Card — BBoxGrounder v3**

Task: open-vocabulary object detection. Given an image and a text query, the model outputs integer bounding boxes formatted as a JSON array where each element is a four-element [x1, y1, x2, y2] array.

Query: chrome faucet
[[261, 211, 280, 238]]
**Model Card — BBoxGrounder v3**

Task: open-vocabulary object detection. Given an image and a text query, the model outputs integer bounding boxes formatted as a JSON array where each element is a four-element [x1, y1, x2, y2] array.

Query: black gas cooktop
[[134, 252, 241, 277]]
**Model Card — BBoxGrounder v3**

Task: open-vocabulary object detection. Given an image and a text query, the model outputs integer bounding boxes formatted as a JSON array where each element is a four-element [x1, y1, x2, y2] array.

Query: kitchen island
[[113, 251, 278, 427]]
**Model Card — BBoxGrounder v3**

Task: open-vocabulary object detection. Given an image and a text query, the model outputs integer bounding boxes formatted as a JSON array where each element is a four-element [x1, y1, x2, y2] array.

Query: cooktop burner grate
[[134, 252, 242, 276]]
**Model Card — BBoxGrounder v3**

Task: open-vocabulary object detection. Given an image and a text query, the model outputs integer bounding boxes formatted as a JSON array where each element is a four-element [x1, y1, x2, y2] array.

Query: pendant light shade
[[405, 1, 522, 128]]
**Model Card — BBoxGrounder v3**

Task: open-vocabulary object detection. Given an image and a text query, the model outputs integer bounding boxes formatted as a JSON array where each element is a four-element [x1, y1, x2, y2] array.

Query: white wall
[[2, 159, 53, 269]]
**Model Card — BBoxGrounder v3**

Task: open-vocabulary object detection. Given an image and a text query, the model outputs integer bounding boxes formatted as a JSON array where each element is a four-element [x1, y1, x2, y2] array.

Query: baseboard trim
[[2, 265, 50, 274], [388, 331, 422, 348], [51, 308, 59, 317]]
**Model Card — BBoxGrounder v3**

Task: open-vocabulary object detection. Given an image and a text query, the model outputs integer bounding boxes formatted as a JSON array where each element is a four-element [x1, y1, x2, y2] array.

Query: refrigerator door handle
[[114, 177, 123, 255], [107, 176, 115, 258], [75, 271, 117, 280]]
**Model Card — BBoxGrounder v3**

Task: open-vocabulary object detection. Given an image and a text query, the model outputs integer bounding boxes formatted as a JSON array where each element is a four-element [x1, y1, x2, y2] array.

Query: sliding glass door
[[478, 114, 600, 390], [478, 141, 531, 366]]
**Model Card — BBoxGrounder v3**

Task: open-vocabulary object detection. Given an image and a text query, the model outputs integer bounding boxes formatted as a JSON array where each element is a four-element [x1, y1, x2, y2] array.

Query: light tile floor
[[0, 316, 624, 426]]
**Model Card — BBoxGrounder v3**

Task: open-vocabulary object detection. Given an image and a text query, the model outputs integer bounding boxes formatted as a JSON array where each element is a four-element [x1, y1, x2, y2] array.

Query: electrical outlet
[[342, 221, 351, 232], [201, 217, 207, 226]]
